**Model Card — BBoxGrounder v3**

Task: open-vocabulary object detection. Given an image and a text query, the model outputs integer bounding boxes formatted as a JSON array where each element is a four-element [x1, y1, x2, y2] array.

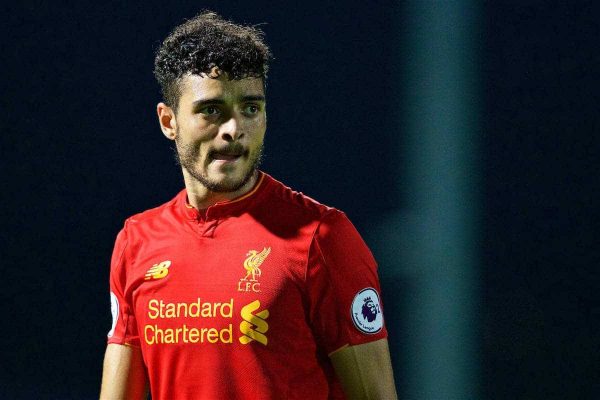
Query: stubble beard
[[173, 138, 263, 193]]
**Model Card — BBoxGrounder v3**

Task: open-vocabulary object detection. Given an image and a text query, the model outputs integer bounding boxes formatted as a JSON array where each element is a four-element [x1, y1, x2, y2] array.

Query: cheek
[[247, 112, 266, 129], [175, 130, 209, 158], [251, 130, 266, 149], [179, 117, 217, 139], [252, 118, 267, 139], [259, 114, 267, 130], [239, 120, 265, 143]]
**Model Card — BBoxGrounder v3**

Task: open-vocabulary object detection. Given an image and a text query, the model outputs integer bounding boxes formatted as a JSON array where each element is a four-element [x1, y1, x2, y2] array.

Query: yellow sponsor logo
[[145, 260, 171, 280], [144, 324, 233, 345], [142, 298, 271, 346], [239, 300, 269, 346], [238, 247, 270, 293], [147, 298, 233, 319], [144, 298, 234, 345]]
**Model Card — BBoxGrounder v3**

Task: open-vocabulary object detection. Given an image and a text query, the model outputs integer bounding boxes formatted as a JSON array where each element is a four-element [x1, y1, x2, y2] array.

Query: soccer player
[[100, 11, 397, 400]]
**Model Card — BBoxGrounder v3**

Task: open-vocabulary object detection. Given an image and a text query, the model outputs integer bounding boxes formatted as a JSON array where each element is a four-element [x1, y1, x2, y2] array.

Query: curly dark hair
[[154, 11, 272, 111]]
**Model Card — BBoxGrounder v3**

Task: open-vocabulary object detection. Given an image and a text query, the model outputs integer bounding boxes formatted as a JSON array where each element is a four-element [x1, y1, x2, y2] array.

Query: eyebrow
[[192, 95, 266, 108], [240, 95, 266, 103]]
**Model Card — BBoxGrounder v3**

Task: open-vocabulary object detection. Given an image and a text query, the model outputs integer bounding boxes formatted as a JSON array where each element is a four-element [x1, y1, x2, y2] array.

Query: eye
[[243, 104, 261, 115], [200, 105, 221, 116]]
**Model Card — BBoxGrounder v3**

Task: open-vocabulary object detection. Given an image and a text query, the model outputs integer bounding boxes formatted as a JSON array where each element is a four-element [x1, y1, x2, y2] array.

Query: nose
[[218, 116, 243, 142]]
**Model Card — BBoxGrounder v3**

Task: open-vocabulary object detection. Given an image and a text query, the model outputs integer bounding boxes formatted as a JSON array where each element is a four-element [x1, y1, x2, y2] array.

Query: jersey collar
[[179, 171, 268, 221]]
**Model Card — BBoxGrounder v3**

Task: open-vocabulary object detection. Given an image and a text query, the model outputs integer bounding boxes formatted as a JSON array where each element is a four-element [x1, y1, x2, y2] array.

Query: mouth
[[212, 153, 240, 161], [209, 147, 247, 162]]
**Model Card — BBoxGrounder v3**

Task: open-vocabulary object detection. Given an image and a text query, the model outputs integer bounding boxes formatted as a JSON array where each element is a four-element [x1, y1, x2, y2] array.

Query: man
[[100, 11, 397, 400]]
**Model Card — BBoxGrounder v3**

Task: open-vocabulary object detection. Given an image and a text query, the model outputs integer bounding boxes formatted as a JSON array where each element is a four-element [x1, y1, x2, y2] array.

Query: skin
[[330, 338, 398, 399], [157, 70, 267, 210], [100, 344, 148, 400], [100, 71, 398, 399]]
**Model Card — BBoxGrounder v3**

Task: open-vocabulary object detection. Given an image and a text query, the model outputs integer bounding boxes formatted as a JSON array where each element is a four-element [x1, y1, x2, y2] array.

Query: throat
[[183, 169, 259, 210]]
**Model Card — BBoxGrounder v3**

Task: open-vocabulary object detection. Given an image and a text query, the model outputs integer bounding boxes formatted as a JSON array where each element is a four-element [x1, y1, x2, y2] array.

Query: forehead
[[178, 73, 265, 103]]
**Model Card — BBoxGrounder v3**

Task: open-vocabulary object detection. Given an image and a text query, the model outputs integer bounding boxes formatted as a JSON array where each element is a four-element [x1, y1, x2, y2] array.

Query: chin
[[195, 167, 255, 193], [211, 167, 247, 183]]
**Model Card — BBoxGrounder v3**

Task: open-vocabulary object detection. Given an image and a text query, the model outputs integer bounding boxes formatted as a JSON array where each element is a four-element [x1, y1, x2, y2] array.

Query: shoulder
[[248, 173, 350, 240], [262, 175, 358, 234], [120, 190, 184, 233], [260, 173, 336, 222]]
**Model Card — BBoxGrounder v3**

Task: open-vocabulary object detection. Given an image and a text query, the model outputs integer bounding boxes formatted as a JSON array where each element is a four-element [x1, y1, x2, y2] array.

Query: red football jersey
[[107, 172, 387, 399]]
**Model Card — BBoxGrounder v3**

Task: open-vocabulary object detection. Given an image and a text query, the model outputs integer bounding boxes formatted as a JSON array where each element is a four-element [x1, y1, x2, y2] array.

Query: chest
[[126, 222, 310, 347], [132, 223, 306, 292]]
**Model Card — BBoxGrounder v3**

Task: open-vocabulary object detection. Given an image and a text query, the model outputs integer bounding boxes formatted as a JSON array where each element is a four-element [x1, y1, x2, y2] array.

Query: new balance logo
[[239, 300, 269, 345], [145, 260, 171, 281]]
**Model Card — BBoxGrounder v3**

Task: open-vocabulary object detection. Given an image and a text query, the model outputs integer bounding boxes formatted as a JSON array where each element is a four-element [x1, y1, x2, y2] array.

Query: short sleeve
[[306, 210, 388, 355], [106, 225, 140, 346]]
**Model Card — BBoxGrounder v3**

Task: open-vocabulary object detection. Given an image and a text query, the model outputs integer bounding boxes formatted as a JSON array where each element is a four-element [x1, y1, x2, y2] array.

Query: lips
[[210, 146, 246, 161], [212, 153, 240, 161]]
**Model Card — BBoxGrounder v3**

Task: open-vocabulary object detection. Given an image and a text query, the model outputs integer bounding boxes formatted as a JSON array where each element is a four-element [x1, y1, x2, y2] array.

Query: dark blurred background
[[2, 1, 598, 399]]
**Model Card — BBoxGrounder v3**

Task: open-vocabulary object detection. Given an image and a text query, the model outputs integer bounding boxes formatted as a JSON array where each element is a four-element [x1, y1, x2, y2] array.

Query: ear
[[157, 102, 177, 140]]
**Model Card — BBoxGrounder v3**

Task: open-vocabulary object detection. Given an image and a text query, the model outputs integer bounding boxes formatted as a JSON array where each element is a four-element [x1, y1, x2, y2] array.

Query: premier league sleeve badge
[[351, 287, 384, 334]]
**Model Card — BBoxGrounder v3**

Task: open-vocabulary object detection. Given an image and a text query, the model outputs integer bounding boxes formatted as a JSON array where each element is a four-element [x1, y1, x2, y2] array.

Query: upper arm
[[307, 211, 388, 353], [329, 338, 398, 400], [100, 343, 148, 400]]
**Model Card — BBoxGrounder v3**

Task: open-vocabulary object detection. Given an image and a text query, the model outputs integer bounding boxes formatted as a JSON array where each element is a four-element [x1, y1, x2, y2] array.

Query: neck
[[182, 170, 259, 210]]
